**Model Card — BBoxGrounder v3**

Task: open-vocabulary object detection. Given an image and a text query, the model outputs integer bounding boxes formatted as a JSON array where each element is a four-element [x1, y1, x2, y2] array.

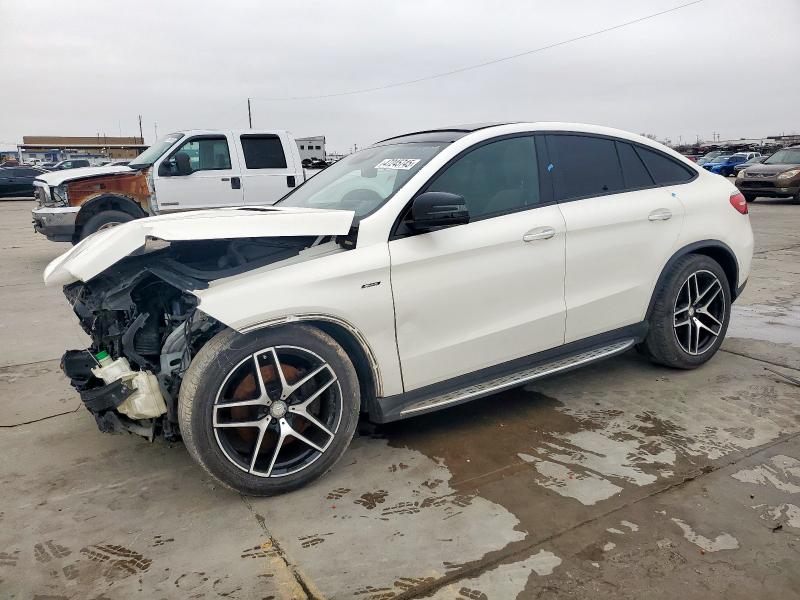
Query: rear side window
[[635, 146, 694, 184], [616, 142, 654, 188], [241, 135, 288, 169], [548, 135, 623, 201]]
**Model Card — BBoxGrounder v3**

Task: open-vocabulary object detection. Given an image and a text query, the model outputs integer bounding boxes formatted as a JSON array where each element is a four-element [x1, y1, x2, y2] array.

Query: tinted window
[[635, 146, 694, 184], [241, 135, 287, 169], [426, 136, 539, 219], [548, 135, 623, 201], [14, 168, 41, 177], [616, 142, 654, 188], [172, 137, 231, 172]]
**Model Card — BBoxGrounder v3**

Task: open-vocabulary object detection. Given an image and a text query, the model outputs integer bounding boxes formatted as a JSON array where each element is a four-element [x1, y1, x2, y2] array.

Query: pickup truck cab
[[32, 129, 304, 242]]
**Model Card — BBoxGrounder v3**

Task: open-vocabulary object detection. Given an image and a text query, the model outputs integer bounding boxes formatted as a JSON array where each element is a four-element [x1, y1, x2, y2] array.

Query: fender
[[645, 239, 740, 320], [239, 312, 384, 398], [75, 193, 148, 236]]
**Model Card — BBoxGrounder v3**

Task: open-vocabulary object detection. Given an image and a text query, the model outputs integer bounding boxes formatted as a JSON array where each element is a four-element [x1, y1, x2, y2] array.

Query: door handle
[[220, 177, 230, 181], [648, 208, 672, 221], [522, 226, 556, 242]]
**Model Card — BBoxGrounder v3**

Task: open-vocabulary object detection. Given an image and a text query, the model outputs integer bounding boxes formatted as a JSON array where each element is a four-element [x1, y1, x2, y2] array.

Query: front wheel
[[640, 254, 731, 369], [78, 209, 135, 242], [179, 324, 360, 496]]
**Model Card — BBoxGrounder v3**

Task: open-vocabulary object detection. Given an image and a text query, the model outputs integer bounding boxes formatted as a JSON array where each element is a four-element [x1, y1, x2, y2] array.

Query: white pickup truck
[[32, 129, 306, 243]]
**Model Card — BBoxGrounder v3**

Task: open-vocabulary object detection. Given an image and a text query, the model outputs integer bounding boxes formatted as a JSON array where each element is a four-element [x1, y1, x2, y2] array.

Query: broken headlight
[[52, 184, 69, 205]]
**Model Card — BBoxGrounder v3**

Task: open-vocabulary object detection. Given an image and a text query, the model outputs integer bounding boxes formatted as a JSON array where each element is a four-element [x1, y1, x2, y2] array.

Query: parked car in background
[[697, 150, 728, 166], [0, 166, 47, 197], [43, 159, 91, 171], [0, 159, 20, 168], [39, 162, 58, 170], [32, 129, 305, 242], [736, 145, 800, 203], [48, 122, 754, 495], [704, 152, 760, 177], [733, 154, 768, 175]]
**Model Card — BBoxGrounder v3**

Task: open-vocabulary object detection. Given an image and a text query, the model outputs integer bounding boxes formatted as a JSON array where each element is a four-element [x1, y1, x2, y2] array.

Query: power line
[[251, 0, 707, 102]]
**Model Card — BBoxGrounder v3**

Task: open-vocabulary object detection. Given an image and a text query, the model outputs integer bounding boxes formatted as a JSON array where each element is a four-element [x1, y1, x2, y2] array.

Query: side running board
[[399, 339, 635, 418]]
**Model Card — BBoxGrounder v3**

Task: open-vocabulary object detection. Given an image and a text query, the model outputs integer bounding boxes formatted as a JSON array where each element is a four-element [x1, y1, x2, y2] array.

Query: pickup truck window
[[278, 142, 445, 217], [170, 136, 232, 172], [240, 135, 288, 169]]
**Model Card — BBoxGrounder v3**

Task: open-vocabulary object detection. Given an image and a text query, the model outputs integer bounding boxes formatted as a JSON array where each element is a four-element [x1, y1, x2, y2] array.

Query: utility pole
[[138, 115, 143, 143], [248, 98, 252, 128]]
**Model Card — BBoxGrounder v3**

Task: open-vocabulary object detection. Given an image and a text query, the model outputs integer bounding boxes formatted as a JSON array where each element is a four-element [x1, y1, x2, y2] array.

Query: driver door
[[153, 134, 244, 211], [389, 135, 567, 391]]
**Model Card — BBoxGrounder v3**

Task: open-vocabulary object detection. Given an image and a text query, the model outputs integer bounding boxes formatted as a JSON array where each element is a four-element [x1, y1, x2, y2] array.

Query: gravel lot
[[1, 195, 799, 599]]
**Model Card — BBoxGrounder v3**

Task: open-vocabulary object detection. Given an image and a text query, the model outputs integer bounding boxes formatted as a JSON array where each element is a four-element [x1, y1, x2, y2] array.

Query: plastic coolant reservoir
[[91, 351, 167, 419]]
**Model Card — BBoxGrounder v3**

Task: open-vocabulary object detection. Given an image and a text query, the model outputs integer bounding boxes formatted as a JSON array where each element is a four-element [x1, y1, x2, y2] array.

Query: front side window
[[278, 142, 445, 218], [240, 135, 287, 169], [169, 137, 231, 173], [425, 136, 540, 219], [548, 134, 623, 201]]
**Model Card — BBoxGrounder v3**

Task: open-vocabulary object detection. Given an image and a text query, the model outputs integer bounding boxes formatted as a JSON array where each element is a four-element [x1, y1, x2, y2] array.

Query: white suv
[[47, 122, 754, 495]]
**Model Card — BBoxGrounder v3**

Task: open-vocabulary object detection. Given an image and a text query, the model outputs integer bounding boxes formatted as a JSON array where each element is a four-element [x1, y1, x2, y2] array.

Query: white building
[[296, 136, 325, 161]]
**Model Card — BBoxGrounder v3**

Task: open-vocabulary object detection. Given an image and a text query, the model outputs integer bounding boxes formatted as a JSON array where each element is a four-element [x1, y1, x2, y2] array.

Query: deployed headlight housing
[[737, 169, 747, 178], [777, 168, 800, 181], [52, 184, 69, 205]]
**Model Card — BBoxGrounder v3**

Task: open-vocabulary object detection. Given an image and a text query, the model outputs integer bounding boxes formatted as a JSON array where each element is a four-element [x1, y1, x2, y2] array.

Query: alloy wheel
[[672, 270, 726, 356], [212, 345, 342, 478]]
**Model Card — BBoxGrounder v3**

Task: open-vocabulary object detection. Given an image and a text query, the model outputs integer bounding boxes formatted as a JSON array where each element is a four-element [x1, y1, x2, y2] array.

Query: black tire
[[641, 254, 731, 369], [793, 190, 800, 205], [178, 324, 360, 496], [743, 193, 756, 203], [78, 209, 135, 241]]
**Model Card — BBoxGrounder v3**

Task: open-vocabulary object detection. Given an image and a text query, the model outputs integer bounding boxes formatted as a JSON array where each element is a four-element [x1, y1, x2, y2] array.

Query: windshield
[[278, 141, 447, 217], [764, 148, 800, 165], [129, 133, 184, 168], [703, 151, 722, 159], [710, 155, 731, 163]]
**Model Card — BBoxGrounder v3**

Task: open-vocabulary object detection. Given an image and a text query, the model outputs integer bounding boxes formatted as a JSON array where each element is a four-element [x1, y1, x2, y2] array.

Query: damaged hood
[[43, 206, 355, 287], [35, 165, 135, 186]]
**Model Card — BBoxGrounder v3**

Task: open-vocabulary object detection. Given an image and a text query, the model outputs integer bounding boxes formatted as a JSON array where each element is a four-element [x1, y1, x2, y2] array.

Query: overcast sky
[[1, 0, 798, 153]]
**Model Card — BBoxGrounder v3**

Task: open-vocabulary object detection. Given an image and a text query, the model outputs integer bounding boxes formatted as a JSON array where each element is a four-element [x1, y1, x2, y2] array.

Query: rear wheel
[[179, 325, 360, 496], [743, 193, 756, 203], [641, 254, 731, 369]]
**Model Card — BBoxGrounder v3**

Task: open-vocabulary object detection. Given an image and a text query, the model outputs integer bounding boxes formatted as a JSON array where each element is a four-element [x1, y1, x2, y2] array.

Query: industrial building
[[295, 136, 325, 161], [18, 135, 147, 165]]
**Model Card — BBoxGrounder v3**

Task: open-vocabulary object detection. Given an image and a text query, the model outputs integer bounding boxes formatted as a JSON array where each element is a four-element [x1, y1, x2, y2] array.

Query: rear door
[[152, 133, 244, 211], [547, 134, 690, 342], [236, 132, 300, 206]]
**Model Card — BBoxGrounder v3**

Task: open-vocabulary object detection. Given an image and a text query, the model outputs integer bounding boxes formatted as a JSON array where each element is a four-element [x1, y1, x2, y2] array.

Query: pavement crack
[[393, 430, 800, 600], [720, 348, 800, 372], [0, 405, 80, 428], [239, 494, 322, 600]]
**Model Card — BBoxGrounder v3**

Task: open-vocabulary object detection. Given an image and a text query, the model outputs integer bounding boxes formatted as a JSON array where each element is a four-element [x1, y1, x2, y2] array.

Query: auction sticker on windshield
[[375, 158, 421, 170]]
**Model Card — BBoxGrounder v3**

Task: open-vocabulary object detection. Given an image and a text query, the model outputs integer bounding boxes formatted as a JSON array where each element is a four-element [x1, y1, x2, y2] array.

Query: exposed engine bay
[[61, 236, 324, 441]]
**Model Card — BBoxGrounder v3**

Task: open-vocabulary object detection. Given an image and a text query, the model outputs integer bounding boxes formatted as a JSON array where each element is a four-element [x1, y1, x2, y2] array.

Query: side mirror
[[409, 191, 469, 232]]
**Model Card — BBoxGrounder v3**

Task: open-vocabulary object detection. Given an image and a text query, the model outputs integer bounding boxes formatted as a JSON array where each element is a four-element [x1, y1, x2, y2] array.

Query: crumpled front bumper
[[32, 206, 79, 242]]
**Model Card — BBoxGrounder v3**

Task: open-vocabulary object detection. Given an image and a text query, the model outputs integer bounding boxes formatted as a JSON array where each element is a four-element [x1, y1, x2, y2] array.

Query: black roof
[[375, 122, 515, 145]]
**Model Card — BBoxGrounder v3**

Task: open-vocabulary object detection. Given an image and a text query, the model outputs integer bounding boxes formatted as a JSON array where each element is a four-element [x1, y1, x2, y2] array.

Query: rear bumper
[[32, 206, 79, 242]]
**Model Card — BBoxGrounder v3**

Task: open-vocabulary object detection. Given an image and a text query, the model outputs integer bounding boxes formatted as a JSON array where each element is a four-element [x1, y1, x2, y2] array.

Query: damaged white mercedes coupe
[[47, 123, 754, 495]]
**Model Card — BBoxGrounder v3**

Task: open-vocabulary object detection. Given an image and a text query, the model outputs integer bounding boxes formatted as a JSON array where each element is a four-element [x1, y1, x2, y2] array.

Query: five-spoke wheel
[[179, 325, 360, 496]]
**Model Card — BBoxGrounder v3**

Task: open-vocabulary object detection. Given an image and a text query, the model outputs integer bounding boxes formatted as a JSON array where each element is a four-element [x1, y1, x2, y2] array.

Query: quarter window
[[172, 137, 231, 172], [240, 135, 288, 169], [634, 146, 694, 184], [548, 134, 623, 201], [426, 136, 540, 219], [616, 142, 654, 189]]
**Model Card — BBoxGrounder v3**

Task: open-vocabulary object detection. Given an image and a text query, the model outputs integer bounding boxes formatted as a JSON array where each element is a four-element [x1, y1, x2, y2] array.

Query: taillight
[[729, 192, 748, 214]]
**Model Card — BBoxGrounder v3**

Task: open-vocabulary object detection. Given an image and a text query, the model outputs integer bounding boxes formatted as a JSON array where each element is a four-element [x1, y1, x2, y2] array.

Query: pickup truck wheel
[[743, 193, 756, 203], [178, 325, 360, 496], [641, 254, 731, 369], [79, 210, 134, 241]]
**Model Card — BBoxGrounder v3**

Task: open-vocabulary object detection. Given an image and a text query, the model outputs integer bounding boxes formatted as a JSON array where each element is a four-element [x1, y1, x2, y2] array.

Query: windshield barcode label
[[375, 158, 421, 170]]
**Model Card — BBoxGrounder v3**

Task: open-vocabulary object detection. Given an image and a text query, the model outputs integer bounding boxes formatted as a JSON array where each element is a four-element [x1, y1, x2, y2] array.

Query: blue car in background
[[703, 152, 760, 177]]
